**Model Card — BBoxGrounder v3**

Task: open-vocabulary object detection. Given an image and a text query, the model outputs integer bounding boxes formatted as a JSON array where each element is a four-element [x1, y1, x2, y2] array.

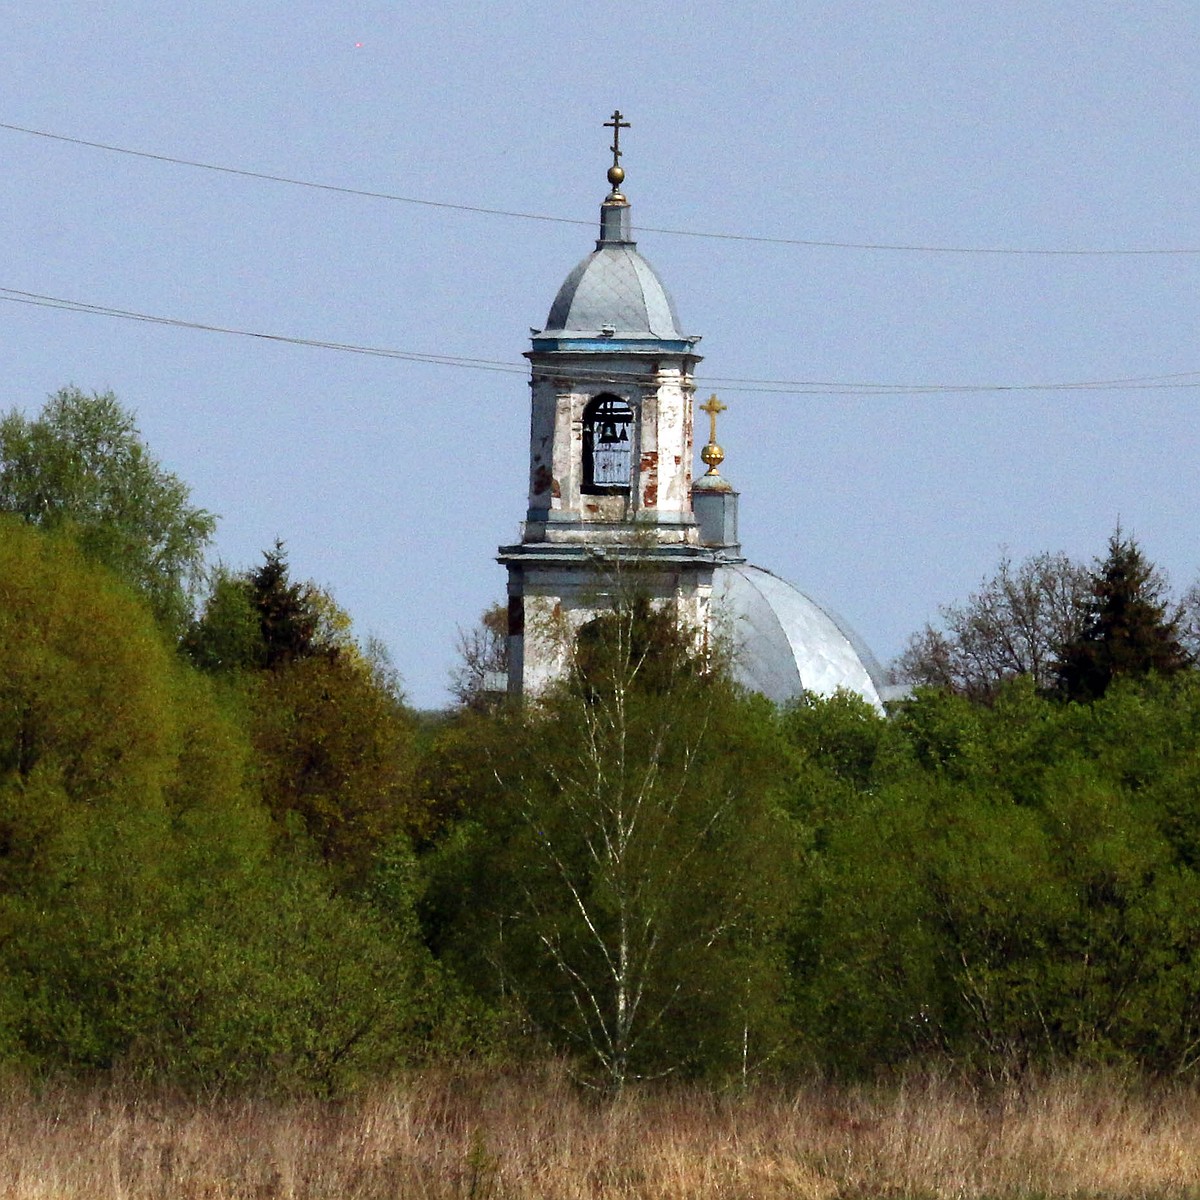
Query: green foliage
[[572, 594, 703, 700], [4, 827, 443, 1093], [15, 481, 1200, 1092], [780, 689, 890, 793], [249, 654, 417, 880], [0, 515, 176, 811], [186, 541, 330, 673], [0, 387, 215, 633], [186, 544, 422, 883], [246, 540, 323, 669], [1056, 531, 1189, 702], [423, 623, 1200, 1083], [179, 565, 263, 672], [0, 520, 443, 1092], [432, 599, 800, 1086], [412, 708, 514, 851], [787, 679, 1200, 1077]]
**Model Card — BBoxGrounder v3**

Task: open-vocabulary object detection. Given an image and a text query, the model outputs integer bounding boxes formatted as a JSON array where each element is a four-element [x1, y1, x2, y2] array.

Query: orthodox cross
[[604, 110, 630, 170], [700, 394, 727, 446]]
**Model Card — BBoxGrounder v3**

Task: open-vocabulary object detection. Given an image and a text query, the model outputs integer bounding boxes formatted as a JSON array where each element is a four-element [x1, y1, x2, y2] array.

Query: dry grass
[[1, 1064, 1199, 1199]]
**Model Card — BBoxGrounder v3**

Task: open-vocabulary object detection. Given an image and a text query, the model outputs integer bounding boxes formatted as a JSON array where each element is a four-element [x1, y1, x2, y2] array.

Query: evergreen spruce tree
[[1055, 531, 1189, 702], [247, 540, 322, 669], [185, 541, 324, 672]]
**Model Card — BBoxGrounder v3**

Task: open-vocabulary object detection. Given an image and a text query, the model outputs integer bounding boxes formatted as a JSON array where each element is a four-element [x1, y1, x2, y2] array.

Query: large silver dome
[[711, 563, 889, 711]]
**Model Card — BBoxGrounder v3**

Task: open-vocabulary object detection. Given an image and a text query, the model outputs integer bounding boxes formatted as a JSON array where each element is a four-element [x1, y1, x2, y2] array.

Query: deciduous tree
[[249, 654, 416, 880], [895, 551, 1090, 700], [0, 519, 439, 1089], [442, 597, 798, 1086], [450, 602, 509, 710], [0, 387, 215, 633]]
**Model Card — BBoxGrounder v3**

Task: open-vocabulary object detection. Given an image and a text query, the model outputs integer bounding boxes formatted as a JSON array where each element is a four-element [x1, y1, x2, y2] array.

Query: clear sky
[[4, 2, 1200, 706]]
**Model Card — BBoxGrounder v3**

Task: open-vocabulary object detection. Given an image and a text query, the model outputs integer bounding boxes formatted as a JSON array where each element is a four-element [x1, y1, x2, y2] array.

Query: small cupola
[[691, 394, 742, 556]]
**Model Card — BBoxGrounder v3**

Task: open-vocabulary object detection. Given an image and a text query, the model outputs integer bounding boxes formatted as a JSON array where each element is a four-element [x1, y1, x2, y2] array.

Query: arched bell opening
[[581, 393, 635, 494]]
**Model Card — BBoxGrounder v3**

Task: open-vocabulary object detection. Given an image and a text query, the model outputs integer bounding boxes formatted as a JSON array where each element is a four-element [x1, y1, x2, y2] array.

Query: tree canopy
[[0, 387, 215, 634], [9, 391, 1200, 1093], [428, 597, 798, 1086], [0, 515, 442, 1092], [897, 536, 1195, 706], [895, 550, 1090, 700], [1055, 531, 1190, 701]]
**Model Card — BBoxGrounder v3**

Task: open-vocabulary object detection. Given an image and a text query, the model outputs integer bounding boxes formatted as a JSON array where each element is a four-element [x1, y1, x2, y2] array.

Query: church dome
[[540, 201, 686, 340], [545, 245, 684, 338], [711, 563, 889, 711]]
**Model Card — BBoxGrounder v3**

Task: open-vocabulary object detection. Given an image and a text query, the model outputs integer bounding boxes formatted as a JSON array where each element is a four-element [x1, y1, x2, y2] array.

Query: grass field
[[3, 1065, 1199, 1198]]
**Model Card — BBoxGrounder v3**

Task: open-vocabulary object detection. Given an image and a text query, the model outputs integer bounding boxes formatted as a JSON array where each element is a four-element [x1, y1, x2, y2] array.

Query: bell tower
[[499, 113, 730, 695]]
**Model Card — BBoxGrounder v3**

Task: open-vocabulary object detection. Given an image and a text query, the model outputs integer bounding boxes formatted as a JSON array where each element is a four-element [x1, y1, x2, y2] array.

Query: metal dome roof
[[711, 563, 889, 711], [540, 200, 686, 340], [544, 245, 684, 338]]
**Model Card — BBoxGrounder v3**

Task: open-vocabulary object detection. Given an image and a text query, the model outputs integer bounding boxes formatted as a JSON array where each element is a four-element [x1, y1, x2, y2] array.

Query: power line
[[0, 287, 524, 373], [7, 283, 1200, 398], [0, 121, 596, 230], [5, 119, 1200, 258]]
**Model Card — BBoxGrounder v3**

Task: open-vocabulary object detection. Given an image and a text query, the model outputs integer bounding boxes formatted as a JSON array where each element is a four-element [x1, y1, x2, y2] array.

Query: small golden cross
[[604, 110, 630, 170], [699, 394, 727, 445]]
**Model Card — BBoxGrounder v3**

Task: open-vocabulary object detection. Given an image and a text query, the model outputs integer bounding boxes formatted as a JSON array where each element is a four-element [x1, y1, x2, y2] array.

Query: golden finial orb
[[698, 394, 729, 476]]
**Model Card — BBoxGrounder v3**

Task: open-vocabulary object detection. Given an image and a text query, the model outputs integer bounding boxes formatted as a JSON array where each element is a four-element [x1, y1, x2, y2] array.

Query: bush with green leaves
[[785, 677, 1200, 1077], [0, 519, 444, 1091]]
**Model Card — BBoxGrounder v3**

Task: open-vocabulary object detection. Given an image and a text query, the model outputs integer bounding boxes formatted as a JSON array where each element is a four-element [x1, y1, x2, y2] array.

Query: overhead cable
[[4, 120, 1199, 258], [7, 284, 1200, 398]]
